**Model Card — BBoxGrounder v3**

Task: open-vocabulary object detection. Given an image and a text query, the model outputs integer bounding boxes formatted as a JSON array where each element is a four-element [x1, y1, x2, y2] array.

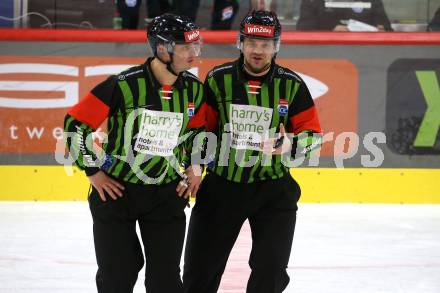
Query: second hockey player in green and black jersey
[[183, 10, 322, 293], [193, 16, 322, 184], [64, 14, 206, 293], [201, 55, 322, 183]]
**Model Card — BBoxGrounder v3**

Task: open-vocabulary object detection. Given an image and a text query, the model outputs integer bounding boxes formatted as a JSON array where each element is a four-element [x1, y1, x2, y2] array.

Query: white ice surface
[[0, 202, 439, 293]]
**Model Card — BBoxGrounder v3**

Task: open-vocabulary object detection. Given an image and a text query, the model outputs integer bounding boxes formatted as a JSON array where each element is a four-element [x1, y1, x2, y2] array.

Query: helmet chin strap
[[156, 53, 179, 76], [166, 62, 179, 77]]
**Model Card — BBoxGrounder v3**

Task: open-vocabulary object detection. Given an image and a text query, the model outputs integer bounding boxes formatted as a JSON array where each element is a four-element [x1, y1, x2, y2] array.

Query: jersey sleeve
[[204, 75, 220, 132], [181, 81, 207, 167], [287, 79, 322, 158], [181, 74, 220, 168], [64, 76, 121, 176]]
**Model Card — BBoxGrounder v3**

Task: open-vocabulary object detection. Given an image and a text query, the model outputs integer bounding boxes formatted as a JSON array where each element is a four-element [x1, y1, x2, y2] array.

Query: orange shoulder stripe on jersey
[[206, 103, 219, 132], [67, 92, 110, 129], [288, 106, 321, 134]]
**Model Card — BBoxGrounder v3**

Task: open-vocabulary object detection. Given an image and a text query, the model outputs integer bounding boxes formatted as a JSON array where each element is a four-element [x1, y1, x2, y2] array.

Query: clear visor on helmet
[[237, 35, 280, 54], [169, 38, 203, 58]]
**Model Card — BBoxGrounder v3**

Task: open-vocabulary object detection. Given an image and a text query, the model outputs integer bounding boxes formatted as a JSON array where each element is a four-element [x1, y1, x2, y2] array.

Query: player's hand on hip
[[176, 165, 203, 199], [88, 171, 125, 202]]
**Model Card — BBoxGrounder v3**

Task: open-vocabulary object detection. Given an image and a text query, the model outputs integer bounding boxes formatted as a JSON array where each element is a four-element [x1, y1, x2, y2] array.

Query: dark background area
[[27, 0, 251, 30]]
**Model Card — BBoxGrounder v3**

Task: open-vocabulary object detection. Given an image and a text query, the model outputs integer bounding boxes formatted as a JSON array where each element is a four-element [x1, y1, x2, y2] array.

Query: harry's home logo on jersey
[[386, 59, 440, 155], [229, 104, 273, 151]]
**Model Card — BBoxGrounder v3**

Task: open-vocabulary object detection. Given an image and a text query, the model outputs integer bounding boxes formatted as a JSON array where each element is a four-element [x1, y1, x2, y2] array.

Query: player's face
[[171, 40, 202, 72], [242, 37, 275, 74]]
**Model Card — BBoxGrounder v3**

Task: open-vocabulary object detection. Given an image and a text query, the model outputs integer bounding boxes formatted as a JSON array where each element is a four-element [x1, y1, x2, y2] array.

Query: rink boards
[[0, 166, 439, 203]]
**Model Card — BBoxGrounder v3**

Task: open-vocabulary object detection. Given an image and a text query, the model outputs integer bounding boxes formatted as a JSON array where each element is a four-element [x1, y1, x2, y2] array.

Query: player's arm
[[178, 81, 207, 198], [181, 73, 219, 168], [286, 80, 322, 158], [204, 75, 221, 132], [181, 81, 206, 168], [177, 75, 220, 198], [202, 74, 222, 169], [64, 76, 124, 201]]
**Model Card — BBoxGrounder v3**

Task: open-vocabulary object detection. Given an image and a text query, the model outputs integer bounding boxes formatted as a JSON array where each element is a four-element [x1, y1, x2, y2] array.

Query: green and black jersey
[[204, 58, 322, 184], [64, 57, 205, 185]]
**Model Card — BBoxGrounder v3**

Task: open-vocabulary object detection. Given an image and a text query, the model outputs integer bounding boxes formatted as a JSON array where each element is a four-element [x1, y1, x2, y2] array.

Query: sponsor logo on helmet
[[244, 24, 274, 37], [184, 30, 200, 42]]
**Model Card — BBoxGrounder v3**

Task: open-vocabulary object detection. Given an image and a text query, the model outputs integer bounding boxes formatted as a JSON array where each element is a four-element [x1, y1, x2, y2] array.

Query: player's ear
[[157, 43, 167, 54], [156, 43, 171, 61]]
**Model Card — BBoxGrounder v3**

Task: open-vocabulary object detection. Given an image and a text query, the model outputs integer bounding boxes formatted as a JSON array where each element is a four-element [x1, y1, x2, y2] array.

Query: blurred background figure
[[427, 6, 440, 31], [296, 0, 393, 31], [210, 0, 278, 31], [211, 0, 240, 29], [116, 0, 201, 29], [7, 0, 440, 31], [116, 0, 171, 29], [173, 0, 202, 22]]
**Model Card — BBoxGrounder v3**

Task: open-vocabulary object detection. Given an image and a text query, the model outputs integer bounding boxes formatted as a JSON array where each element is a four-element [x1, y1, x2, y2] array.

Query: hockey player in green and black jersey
[[183, 10, 322, 293], [64, 14, 206, 293]]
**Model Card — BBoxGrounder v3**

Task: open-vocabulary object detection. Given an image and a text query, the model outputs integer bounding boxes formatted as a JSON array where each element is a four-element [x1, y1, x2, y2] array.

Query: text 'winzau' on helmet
[[238, 10, 282, 53]]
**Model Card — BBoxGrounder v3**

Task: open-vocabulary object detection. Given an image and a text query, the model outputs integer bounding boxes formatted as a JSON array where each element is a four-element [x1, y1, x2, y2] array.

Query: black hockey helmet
[[238, 10, 281, 52], [147, 13, 201, 57]]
